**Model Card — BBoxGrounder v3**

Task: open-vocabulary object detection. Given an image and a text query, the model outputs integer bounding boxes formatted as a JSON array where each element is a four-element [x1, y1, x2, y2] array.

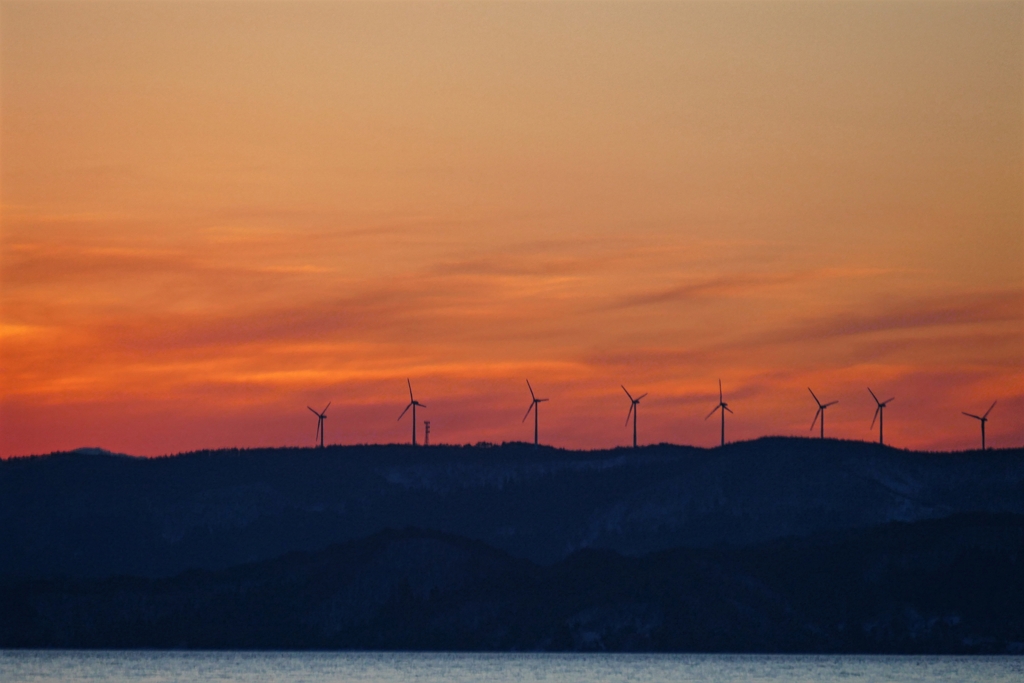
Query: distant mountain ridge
[[70, 447, 138, 458], [3, 514, 1022, 652], [3, 437, 1022, 579]]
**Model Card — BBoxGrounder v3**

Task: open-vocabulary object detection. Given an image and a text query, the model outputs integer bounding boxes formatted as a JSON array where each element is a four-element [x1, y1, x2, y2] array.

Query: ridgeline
[[2, 438, 1022, 652]]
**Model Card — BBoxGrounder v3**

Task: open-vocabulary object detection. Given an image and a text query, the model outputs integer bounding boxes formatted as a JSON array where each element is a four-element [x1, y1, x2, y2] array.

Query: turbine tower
[[705, 379, 732, 447], [962, 401, 996, 450], [307, 402, 330, 448], [868, 387, 894, 445], [622, 385, 647, 448], [808, 388, 838, 440], [398, 379, 425, 446], [522, 380, 548, 448]]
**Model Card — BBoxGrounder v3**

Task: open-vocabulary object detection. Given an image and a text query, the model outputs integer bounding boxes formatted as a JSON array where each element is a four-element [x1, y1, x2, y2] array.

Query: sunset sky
[[1, 0, 1021, 457]]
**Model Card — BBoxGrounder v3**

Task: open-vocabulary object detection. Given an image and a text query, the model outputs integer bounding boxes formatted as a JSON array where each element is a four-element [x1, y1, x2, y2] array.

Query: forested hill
[[2, 438, 1022, 579], [3, 515, 1023, 652]]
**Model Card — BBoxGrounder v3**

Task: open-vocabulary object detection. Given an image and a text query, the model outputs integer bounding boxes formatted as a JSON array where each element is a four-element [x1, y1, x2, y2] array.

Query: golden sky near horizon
[[1, 0, 1022, 456]]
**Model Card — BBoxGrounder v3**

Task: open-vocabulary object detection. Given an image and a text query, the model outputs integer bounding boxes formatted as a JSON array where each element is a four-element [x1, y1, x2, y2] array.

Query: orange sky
[[1, 1, 1022, 456]]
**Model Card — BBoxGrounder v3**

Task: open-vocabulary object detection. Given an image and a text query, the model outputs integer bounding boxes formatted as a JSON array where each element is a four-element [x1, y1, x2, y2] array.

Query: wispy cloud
[[608, 267, 890, 309], [775, 289, 1024, 343], [2, 244, 195, 285]]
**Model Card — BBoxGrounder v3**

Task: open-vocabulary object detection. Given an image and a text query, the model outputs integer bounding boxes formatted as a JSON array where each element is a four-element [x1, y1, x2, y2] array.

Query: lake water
[[1, 650, 1022, 683]]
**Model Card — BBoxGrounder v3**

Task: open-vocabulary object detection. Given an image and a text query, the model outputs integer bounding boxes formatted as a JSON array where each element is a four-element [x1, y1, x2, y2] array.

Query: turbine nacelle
[[705, 379, 732, 447], [867, 388, 894, 428], [522, 379, 549, 421], [307, 402, 330, 419], [866, 387, 896, 445], [962, 401, 996, 424], [808, 388, 837, 435], [621, 385, 648, 449], [398, 379, 425, 446], [705, 403, 733, 418], [867, 387, 894, 407], [398, 379, 426, 421], [307, 402, 330, 448], [523, 380, 548, 447], [621, 385, 647, 425], [962, 401, 997, 450]]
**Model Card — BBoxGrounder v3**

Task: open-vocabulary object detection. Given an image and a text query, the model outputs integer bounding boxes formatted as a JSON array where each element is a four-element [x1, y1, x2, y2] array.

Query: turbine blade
[[637, 393, 648, 401], [625, 402, 634, 426], [527, 379, 536, 400], [308, 406, 319, 416], [810, 408, 821, 431], [538, 398, 549, 402], [724, 406, 733, 414], [883, 397, 895, 405], [523, 402, 535, 422], [322, 402, 331, 414], [824, 401, 838, 407], [983, 401, 997, 418], [808, 387, 820, 406], [417, 403, 426, 409], [963, 412, 982, 420], [621, 385, 633, 401], [870, 406, 880, 429], [719, 379, 723, 403], [398, 403, 411, 421], [705, 405, 721, 420], [407, 378, 414, 401], [867, 387, 879, 404]]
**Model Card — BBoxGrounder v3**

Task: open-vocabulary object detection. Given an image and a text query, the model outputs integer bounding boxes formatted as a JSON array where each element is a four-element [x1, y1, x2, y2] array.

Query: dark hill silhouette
[[2, 514, 1022, 652], [2, 438, 1022, 579]]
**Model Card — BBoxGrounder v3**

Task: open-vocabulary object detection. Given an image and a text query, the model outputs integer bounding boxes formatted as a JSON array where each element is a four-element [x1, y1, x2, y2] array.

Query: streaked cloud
[[775, 289, 1024, 342]]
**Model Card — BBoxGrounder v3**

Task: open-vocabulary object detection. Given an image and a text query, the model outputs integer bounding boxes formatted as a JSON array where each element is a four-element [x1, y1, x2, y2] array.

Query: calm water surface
[[2, 650, 1022, 683]]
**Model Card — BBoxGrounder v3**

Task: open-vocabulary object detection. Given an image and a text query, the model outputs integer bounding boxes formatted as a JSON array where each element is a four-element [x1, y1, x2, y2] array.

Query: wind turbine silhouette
[[705, 380, 732, 447], [307, 402, 330, 448], [398, 379, 425, 446], [962, 401, 996, 450], [622, 386, 647, 448], [808, 388, 837, 440], [522, 380, 548, 448], [868, 388, 894, 445]]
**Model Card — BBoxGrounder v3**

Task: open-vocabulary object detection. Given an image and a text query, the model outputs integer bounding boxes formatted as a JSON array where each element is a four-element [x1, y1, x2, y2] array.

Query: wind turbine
[[867, 388, 894, 445], [307, 402, 330, 448], [622, 385, 647, 448], [398, 379, 425, 446], [522, 380, 548, 448], [705, 379, 732, 447], [808, 388, 838, 439], [962, 401, 996, 450]]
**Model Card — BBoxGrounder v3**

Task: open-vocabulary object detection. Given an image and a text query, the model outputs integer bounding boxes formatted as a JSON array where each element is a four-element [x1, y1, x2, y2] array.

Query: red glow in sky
[[2, 2, 1021, 456]]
